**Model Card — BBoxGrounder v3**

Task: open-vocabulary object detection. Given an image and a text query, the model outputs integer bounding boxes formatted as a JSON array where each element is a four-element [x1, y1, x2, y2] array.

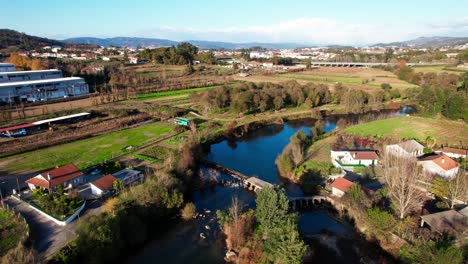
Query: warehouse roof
[[32, 112, 90, 125], [0, 69, 61, 75], [0, 77, 85, 87]]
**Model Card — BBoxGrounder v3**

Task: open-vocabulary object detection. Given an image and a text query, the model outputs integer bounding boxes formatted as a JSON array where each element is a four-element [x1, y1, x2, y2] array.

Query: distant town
[[0, 23, 467, 264]]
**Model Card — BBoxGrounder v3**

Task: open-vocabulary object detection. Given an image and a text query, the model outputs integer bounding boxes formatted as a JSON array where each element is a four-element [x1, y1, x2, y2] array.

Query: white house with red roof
[[330, 177, 354, 197], [26, 163, 84, 191], [90, 174, 117, 196], [331, 150, 379, 169], [436, 147, 467, 159], [418, 154, 459, 179]]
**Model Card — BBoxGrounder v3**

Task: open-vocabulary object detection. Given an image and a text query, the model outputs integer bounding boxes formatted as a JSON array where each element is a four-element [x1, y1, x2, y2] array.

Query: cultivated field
[[0, 121, 175, 174], [234, 67, 418, 91], [344, 116, 468, 146], [412, 65, 468, 75]]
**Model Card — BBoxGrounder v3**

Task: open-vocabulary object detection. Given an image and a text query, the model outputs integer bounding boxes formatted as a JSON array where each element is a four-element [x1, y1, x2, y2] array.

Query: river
[[128, 107, 414, 263]]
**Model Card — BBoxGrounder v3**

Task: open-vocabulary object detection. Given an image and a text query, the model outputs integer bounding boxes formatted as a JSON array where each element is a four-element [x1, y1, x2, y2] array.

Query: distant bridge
[[307, 62, 448, 68]]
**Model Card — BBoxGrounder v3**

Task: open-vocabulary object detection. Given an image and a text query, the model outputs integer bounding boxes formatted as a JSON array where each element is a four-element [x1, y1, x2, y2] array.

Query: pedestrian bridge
[[288, 195, 334, 211]]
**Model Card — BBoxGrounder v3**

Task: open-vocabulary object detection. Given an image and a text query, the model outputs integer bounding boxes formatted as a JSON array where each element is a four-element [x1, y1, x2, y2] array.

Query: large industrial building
[[0, 63, 16, 72], [0, 69, 62, 83], [0, 66, 89, 103], [0, 77, 89, 103]]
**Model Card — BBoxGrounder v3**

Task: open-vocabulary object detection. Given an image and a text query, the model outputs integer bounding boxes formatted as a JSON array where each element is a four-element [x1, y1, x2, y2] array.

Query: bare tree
[[289, 143, 304, 168], [382, 152, 427, 219], [446, 170, 468, 208]]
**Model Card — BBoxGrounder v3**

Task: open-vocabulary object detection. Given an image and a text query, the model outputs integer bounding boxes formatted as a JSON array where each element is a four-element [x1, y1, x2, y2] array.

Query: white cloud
[[133, 17, 468, 45]]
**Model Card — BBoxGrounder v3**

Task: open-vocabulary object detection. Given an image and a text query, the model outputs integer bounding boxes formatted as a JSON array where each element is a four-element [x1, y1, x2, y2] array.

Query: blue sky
[[2, 0, 467, 45]]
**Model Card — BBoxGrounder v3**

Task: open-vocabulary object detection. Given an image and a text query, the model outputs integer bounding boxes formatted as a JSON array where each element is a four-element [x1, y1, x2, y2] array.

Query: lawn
[[0, 208, 27, 255], [137, 85, 224, 101], [0, 122, 175, 173], [344, 116, 468, 146]]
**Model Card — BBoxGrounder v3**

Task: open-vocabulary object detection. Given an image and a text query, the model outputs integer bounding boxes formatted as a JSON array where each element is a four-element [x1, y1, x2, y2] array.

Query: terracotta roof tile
[[331, 177, 354, 192], [440, 147, 467, 156], [26, 163, 83, 189], [350, 151, 379, 160], [91, 174, 117, 191], [419, 154, 459, 171]]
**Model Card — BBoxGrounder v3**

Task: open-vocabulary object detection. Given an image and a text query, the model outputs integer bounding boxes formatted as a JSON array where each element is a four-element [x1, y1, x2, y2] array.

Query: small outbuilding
[[330, 177, 354, 198], [90, 174, 117, 196]]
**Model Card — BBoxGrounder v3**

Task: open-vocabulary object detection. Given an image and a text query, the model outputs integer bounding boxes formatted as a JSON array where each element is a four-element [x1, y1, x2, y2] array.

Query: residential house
[[90, 174, 117, 196], [331, 150, 379, 169], [436, 147, 467, 159], [385, 140, 424, 157], [330, 177, 354, 197], [418, 154, 459, 179], [26, 163, 84, 191], [113, 168, 143, 186]]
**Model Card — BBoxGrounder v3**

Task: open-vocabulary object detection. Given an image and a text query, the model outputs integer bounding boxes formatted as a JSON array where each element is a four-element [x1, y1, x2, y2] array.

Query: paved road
[[4, 197, 102, 260]]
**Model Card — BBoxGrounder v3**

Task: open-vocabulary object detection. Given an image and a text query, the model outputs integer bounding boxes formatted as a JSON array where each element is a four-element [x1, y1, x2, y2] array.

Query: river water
[[129, 107, 414, 263]]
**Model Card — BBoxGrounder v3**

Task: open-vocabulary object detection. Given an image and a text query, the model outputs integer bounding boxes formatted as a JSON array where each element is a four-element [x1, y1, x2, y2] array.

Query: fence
[[1, 202, 30, 243], [11, 195, 86, 226]]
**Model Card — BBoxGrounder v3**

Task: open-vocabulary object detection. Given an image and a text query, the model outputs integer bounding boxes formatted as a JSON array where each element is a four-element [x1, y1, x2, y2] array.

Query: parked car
[[90, 169, 101, 175]]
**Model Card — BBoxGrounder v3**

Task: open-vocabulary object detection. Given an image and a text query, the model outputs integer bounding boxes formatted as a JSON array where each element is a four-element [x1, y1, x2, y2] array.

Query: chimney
[[353, 152, 356, 158], [47, 173, 51, 181], [441, 157, 445, 164]]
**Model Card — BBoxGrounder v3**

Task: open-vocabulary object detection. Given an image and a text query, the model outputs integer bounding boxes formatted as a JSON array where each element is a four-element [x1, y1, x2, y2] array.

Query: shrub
[[180, 203, 196, 221]]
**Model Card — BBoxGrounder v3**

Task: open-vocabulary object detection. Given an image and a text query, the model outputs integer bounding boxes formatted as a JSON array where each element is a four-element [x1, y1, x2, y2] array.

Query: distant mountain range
[[1, 29, 467, 52], [62, 36, 468, 49], [62, 37, 307, 49], [0, 29, 99, 54], [372, 36, 468, 48]]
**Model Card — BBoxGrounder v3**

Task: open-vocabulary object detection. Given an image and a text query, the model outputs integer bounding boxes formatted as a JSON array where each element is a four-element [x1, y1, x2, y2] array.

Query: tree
[[184, 64, 194, 75], [263, 216, 306, 264], [256, 187, 306, 264], [382, 153, 426, 219], [433, 172, 468, 209], [305, 60, 312, 69], [381, 83, 392, 91], [255, 187, 290, 237], [113, 179, 125, 192], [180, 202, 196, 220]]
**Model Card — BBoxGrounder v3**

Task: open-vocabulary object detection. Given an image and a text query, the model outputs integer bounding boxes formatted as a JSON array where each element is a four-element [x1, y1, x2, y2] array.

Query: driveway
[[4, 197, 103, 260]]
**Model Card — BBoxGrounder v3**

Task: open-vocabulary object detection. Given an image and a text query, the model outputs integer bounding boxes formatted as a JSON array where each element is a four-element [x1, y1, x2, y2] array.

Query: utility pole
[[16, 178, 21, 196]]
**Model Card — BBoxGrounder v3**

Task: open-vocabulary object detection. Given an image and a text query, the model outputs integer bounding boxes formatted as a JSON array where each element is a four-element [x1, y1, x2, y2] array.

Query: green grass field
[[344, 116, 468, 146], [0, 122, 175, 173], [137, 85, 223, 101]]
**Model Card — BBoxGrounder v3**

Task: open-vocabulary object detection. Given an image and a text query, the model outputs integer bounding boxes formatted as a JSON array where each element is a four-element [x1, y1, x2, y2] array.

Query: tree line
[[391, 65, 467, 120], [138, 42, 216, 65]]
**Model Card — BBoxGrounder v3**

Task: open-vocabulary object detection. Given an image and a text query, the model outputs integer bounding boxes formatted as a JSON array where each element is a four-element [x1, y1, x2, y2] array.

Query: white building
[[250, 51, 273, 59], [418, 154, 459, 179], [0, 77, 89, 103], [0, 63, 15, 72], [436, 147, 467, 159], [331, 150, 379, 169], [90, 174, 117, 196], [0, 69, 62, 83], [385, 140, 425, 157], [113, 168, 143, 186]]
